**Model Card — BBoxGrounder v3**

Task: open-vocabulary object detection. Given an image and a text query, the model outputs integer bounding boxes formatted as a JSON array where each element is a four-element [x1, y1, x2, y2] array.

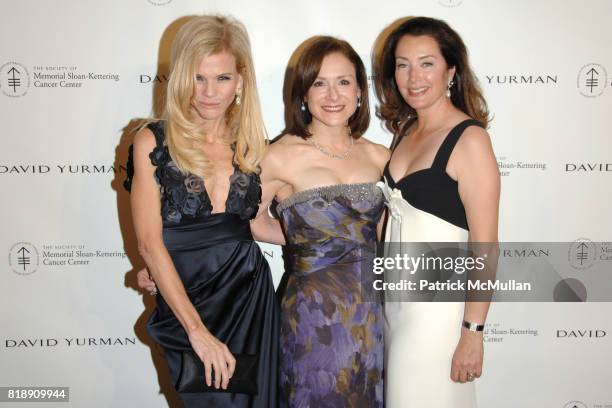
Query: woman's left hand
[[136, 267, 158, 295], [450, 327, 484, 383]]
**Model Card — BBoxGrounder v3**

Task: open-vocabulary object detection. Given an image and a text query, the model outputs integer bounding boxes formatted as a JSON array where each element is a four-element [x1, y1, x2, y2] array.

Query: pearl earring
[[446, 80, 454, 98]]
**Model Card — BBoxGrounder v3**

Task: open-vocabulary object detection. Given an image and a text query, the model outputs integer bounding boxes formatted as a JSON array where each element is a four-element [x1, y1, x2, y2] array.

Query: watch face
[[463, 321, 484, 331]]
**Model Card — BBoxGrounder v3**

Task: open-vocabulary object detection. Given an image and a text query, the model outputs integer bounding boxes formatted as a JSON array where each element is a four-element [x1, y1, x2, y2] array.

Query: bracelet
[[462, 320, 485, 332]]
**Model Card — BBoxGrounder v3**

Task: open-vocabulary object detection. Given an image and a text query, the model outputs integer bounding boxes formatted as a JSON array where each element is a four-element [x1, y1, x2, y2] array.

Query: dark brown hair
[[373, 17, 489, 137], [284, 36, 370, 139]]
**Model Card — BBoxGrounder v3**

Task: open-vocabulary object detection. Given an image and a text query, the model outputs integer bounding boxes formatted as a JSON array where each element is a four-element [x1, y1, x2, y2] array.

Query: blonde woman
[[125, 15, 278, 407]]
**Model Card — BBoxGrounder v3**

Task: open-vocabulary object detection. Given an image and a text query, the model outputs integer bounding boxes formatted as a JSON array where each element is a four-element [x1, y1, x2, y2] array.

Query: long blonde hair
[[164, 15, 267, 177]]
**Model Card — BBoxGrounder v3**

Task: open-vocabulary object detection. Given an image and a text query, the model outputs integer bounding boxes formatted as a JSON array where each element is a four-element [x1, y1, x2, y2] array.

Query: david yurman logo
[[577, 63, 608, 97], [557, 329, 606, 338], [139, 73, 169, 83], [9, 242, 39, 275], [4, 337, 137, 348], [502, 248, 549, 258], [0, 164, 126, 175], [565, 163, 612, 172], [485, 74, 558, 85], [0, 62, 30, 97]]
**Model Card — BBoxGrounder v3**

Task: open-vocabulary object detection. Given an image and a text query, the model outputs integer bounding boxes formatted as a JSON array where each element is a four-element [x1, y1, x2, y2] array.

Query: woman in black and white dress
[[373, 17, 500, 407]]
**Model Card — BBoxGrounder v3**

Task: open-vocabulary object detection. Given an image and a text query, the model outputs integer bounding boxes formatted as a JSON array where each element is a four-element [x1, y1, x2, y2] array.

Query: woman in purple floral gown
[[274, 183, 384, 407], [259, 36, 389, 408]]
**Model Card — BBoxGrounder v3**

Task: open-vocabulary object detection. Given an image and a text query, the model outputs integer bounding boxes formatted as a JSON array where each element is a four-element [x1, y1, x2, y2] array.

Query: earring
[[301, 101, 306, 111], [357, 96, 362, 108], [446, 80, 454, 98], [235, 93, 241, 105]]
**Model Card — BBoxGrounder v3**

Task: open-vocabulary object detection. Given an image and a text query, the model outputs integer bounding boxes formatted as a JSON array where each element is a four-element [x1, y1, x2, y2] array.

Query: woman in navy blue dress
[[125, 15, 278, 407]]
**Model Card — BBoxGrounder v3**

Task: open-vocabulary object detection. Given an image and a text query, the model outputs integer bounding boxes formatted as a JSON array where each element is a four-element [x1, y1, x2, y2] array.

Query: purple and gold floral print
[[277, 183, 385, 408]]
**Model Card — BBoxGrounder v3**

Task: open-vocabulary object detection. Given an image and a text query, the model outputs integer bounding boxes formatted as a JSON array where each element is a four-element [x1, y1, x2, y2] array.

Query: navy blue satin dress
[[125, 122, 278, 407]]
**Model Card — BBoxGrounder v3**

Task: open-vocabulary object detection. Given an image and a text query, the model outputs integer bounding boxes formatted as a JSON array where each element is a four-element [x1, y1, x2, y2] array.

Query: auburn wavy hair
[[373, 16, 490, 138], [163, 15, 266, 177]]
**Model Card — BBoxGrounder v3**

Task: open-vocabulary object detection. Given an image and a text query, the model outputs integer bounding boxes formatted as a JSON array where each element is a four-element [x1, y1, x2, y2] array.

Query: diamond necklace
[[306, 133, 354, 160]]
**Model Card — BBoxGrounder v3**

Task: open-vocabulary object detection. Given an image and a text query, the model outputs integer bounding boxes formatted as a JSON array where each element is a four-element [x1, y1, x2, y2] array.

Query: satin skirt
[[147, 213, 279, 408], [378, 181, 476, 408]]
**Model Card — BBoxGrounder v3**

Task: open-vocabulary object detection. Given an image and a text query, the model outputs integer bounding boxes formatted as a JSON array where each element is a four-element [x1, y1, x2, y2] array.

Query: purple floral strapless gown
[[276, 183, 384, 408]]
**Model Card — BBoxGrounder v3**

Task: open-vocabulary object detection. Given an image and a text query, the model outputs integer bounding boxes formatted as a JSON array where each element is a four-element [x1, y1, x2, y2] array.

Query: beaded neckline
[[276, 182, 382, 213]]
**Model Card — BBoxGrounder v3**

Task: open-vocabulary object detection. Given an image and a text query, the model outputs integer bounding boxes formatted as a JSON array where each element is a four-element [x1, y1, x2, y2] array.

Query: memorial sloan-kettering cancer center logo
[[577, 63, 608, 97], [0, 62, 30, 97], [438, 0, 463, 7], [568, 238, 597, 270], [8, 242, 128, 275], [563, 402, 587, 408], [9, 242, 39, 275], [1, 62, 120, 97]]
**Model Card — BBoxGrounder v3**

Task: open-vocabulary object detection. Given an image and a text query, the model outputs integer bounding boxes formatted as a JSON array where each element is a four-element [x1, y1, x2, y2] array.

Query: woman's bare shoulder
[[133, 126, 157, 153], [456, 125, 493, 155], [357, 136, 391, 165], [263, 134, 308, 169]]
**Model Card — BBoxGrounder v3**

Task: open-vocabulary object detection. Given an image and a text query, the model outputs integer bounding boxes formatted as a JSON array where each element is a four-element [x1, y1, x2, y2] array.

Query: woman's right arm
[[251, 209, 285, 245], [250, 143, 289, 245], [130, 128, 235, 390]]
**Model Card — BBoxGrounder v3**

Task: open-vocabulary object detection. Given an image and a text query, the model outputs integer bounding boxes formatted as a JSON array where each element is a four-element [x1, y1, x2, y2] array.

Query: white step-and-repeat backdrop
[[2, 0, 610, 407]]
